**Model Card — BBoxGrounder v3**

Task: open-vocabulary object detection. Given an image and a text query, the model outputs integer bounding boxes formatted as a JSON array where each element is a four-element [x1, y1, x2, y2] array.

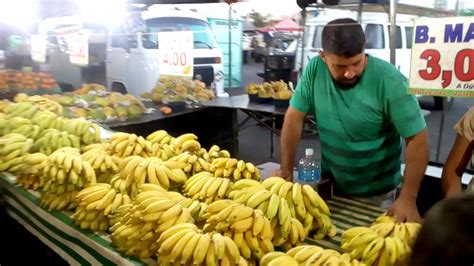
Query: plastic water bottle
[[297, 148, 320, 188]]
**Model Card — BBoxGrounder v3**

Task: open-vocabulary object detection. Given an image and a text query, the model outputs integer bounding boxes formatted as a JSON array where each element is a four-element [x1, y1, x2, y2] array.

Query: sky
[[233, 0, 474, 16]]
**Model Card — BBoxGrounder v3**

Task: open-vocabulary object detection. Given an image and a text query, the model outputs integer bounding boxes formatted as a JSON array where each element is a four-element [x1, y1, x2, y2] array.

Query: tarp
[[259, 18, 303, 32]]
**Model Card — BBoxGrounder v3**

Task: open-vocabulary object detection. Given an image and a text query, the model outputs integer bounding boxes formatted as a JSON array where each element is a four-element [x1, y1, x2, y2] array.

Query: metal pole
[[357, 0, 363, 23], [389, 0, 397, 65], [454, 0, 460, 15], [299, 7, 307, 75], [228, 3, 232, 90]]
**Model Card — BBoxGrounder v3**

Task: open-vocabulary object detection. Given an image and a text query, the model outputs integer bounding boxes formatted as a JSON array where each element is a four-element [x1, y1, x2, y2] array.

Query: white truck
[[106, 7, 225, 96]]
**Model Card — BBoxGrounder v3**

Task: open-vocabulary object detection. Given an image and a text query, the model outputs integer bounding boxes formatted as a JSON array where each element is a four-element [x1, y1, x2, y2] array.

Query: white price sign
[[55, 25, 82, 54], [31, 35, 46, 63], [409, 17, 474, 98], [69, 30, 89, 66], [158, 31, 193, 77]]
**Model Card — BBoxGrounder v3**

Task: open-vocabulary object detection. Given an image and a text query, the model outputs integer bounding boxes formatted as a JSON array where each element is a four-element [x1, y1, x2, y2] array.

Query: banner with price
[[30, 35, 46, 63], [69, 30, 89, 66], [158, 31, 193, 78], [409, 17, 474, 98]]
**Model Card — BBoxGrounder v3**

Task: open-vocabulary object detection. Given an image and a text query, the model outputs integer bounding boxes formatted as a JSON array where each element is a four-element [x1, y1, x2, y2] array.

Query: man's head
[[319, 18, 367, 87]]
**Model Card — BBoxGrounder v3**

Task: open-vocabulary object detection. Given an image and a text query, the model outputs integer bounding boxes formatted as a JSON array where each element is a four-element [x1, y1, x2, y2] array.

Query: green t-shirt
[[290, 55, 426, 196]]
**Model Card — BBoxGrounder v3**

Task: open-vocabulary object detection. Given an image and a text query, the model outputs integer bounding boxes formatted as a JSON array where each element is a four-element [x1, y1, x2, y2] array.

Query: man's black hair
[[321, 18, 365, 57]]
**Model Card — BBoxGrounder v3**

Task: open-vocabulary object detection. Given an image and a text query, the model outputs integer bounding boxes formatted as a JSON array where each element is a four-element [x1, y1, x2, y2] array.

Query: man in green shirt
[[274, 18, 429, 222]]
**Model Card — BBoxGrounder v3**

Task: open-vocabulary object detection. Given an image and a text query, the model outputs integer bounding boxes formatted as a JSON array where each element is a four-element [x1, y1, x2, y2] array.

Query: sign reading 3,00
[[158, 31, 194, 77], [409, 17, 474, 98]]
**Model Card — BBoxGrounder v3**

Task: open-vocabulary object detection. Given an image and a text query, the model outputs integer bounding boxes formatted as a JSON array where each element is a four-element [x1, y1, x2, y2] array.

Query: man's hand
[[271, 169, 293, 181], [386, 195, 421, 222]]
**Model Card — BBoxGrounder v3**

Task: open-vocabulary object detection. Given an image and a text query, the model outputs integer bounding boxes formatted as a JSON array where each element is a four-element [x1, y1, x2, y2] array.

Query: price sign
[[55, 25, 82, 53], [158, 31, 194, 77], [31, 35, 46, 63], [69, 30, 89, 66], [409, 17, 474, 98]]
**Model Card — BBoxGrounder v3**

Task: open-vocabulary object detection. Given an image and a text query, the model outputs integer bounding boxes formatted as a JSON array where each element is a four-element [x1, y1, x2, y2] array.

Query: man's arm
[[273, 106, 307, 179], [387, 128, 429, 222], [441, 134, 472, 197]]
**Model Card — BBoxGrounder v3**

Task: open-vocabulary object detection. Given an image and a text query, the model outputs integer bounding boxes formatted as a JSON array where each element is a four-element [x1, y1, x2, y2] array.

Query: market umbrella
[[271, 18, 303, 32]]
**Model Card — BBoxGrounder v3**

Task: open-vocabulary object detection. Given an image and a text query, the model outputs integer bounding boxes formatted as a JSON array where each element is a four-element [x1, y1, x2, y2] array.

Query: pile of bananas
[[117, 155, 187, 195], [171, 133, 202, 154], [202, 199, 273, 261], [32, 128, 81, 154], [341, 226, 412, 265], [152, 143, 177, 161], [261, 249, 365, 266], [168, 152, 211, 175], [108, 203, 133, 227], [73, 183, 130, 232], [0, 133, 33, 172], [110, 188, 194, 258], [371, 214, 421, 246], [14, 94, 63, 115], [40, 148, 96, 211], [183, 172, 233, 203], [262, 177, 335, 239], [81, 148, 121, 183], [1, 116, 42, 139], [199, 144, 231, 162], [146, 129, 175, 145], [16, 152, 48, 190], [108, 132, 153, 158], [210, 158, 261, 181], [164, 189, 209, 223], [61, 118, 102, 145], [156, 223, 247, 265]]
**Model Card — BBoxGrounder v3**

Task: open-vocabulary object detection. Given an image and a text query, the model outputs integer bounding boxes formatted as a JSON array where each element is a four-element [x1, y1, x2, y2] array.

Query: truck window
[[143, 17, 217, 49], [365, 24, 384, 49], [111, 34, 137, 50], [312, 26, 324, 48], [405, 26, 413, 49], [387, 25, 402, 48]]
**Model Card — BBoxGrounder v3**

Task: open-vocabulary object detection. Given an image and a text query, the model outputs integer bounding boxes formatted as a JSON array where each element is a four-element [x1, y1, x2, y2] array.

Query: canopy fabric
[[259, 18, 302, 32]]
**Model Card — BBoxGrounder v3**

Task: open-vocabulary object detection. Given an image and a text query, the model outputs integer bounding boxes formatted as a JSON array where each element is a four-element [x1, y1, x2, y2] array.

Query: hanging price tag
[[158, 31, 194, 78], [409, 17, 474, 98], [31, 35, 47, 63], [69, 30, 89, 66]]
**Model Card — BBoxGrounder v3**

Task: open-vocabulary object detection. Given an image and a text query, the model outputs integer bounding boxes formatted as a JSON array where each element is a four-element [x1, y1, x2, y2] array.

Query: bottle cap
[[305, 148, 313, 156]]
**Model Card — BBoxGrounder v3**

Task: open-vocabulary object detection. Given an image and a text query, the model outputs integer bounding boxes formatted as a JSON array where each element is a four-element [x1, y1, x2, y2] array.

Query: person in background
[[441, 107, 474, 197], [273, 18, 429, 222], [408, 193, 474, 266]]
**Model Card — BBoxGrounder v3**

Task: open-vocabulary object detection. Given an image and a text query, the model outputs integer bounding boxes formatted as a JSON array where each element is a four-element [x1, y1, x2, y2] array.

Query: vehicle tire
[[254, 55, 262, 63], [111, 83, 127, 94], [434, 97, 444, 110]]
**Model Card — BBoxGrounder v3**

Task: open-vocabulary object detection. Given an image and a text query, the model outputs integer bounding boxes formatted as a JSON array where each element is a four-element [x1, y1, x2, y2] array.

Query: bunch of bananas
[[211, 158, 261, 181], [15, 94, 63, 115], [110, 189, 194, 258], [262, 177, 335, 239], [156, 223, 247, 265], [117, 156, 187, 196], [341, 227, 411, 266], [81, 148, 121, 183], [198, 144, 231, 162], [0, 99, 11, 112], [16, 152, 48, 190], [40, 148, 97, 211], [73, 183, 130, 232], [32, 128, 81, 154], [151, 143, 178, 161], [146, 129, 175, 145], [371, 214, 421, 246], [183, 172, 233, 204], [286, 245, 365, 266], [171, 133, 201, 153], [0, 134, 33, 172], [108, 203, 133, 227], [168, 152, 211, 175], [82, 143, 109, 152], [61, 118, 102, 145], [202, 199, 273, 261], [3, 102, 41, 120], [260, 252, 299, 266], [108, 132, 153, 158], [1, 116, 42, 139]]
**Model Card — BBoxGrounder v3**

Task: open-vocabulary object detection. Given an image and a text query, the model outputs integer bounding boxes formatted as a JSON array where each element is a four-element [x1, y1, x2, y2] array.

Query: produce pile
[[246, 80, 293, 100], [141, 77, 216, 103], [12, 83, 146, 121], [0, 70, 58, 91], [0, 101, 422, 265]]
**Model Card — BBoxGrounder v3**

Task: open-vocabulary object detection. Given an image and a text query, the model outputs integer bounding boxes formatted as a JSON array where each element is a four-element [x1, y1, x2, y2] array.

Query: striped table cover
[[0, 173, 385, 264]]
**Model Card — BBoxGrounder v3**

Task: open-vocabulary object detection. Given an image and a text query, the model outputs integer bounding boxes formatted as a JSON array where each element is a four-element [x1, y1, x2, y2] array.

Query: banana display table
[[0, 173, 385, 265]]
